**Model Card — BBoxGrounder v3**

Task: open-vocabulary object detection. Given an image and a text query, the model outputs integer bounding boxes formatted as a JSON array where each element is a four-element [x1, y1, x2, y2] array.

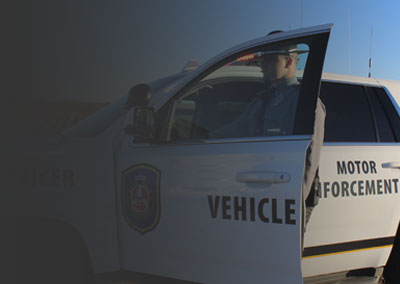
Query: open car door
[[115, 24, 331, 284]]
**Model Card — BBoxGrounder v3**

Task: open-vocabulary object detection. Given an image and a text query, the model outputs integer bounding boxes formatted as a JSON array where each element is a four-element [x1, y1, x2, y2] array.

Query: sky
[[9, 0, 400, 102]]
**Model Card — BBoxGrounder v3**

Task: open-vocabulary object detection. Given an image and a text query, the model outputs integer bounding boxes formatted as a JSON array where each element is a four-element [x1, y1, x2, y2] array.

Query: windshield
[[64, 74, 185, 138]]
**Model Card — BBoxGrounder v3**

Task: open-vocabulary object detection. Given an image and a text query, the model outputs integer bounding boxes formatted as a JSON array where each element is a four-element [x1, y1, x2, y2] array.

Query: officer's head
[[260, 30, 299, 84]]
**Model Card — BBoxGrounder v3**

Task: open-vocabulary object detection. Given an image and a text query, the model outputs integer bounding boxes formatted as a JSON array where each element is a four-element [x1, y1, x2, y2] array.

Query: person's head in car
[[260, 30, 299, 86]]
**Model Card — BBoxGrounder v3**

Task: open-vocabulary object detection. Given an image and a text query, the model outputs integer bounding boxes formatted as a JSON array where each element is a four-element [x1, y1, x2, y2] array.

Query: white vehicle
[[5, 24, 400, 284]]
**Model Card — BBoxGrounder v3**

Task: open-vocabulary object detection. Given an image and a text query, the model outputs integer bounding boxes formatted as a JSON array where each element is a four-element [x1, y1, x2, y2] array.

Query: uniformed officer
[[260, 32, 326, 236], [210, 41, 302, 138], [211, 31, 326, 242]]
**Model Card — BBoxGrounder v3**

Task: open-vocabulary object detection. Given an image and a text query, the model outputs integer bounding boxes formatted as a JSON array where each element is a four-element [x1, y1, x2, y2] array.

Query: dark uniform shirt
[[259, 76, 299, 136], [211, 76, 300, 138]]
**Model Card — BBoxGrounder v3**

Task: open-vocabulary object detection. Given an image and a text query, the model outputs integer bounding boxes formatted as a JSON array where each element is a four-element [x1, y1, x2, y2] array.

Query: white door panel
[[302, 144, 400, 277], [116, 139, 308, 283], [115, 25, 332, 283]]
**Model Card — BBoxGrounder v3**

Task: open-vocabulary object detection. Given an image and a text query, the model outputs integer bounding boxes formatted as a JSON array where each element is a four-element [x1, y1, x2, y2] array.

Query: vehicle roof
[[202, 66, 397, 86], [321, 72, 380, 86], [202, 66, 400, 105]]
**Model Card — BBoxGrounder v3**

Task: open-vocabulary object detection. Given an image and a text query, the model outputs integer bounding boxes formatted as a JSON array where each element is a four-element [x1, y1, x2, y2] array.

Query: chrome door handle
[[236, 171, 290, 184], [382, 162, 400, 169]]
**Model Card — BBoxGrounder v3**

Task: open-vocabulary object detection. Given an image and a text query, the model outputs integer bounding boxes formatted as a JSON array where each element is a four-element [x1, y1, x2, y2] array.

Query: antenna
[[300, 0, 303, 27], [368, 26, 373, 78], [347, 0, 352, 73]]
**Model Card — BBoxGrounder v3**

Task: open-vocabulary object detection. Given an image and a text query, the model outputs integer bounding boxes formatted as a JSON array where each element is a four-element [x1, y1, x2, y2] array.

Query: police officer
[[210, 41, 302, 138], [211, 31, 326, 240]]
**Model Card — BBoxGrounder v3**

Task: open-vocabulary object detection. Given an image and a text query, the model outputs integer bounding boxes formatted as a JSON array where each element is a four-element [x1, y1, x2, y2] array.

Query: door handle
[[382, 162, 400, 169], [236, 171, 290, 184]]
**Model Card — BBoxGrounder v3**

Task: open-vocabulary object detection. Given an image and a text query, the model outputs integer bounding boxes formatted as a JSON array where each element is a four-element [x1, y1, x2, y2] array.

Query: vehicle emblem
[[122, 164, 161, 234]]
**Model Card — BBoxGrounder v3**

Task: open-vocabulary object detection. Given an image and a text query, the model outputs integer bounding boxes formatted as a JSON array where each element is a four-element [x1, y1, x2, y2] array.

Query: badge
[[122, 164, 161, 234]]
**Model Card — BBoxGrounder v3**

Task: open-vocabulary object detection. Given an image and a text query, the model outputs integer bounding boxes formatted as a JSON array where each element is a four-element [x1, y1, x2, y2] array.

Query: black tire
[[0, 217, 94, 284]]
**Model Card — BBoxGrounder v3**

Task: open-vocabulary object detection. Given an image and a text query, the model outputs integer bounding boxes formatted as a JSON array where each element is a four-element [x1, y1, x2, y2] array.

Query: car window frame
[[151, 33, 329, 145], [320, 81, 400, 145], [374, 87, 400, 142]]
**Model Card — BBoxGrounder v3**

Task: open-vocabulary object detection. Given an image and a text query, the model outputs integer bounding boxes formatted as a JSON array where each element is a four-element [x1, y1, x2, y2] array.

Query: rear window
[[366, 87, 396, 142], [320, 82, 400, 143], [320, 82, 376, 142], [372, 87, 400, 141]]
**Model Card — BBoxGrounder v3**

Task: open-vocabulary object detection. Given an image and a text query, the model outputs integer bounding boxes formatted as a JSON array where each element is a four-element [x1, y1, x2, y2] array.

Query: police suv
[[6, 25, 400, 284]]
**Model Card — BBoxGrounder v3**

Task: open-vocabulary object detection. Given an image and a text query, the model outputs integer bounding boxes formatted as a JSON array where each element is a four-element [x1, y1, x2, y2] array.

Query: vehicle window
[[167, 42, 310, 141], [64, 74, 184, 138], [320, 82, 376, 142], [169, 81, 265, 140], [366, 87, 395, 142], [373, 88, 400, 142]]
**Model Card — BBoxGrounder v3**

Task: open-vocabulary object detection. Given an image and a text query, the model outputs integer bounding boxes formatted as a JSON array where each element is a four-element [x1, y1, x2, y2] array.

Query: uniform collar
[[271, 76, 298, 90], [263, 76, 298, 98]]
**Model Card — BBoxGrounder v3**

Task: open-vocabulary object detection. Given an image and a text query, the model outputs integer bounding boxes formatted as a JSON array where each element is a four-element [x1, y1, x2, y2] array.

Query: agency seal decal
[[122, 164, 161, 234]]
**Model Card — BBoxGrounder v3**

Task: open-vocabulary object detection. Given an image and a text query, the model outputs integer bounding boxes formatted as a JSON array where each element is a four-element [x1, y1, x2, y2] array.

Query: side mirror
[[126, 84, 152, 108], [125, 107, 155, 139], [125, 83, 155, 139]]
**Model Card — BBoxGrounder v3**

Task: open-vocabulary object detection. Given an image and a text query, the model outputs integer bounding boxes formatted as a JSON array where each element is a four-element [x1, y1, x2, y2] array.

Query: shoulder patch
[[122, 164, 161, 234]]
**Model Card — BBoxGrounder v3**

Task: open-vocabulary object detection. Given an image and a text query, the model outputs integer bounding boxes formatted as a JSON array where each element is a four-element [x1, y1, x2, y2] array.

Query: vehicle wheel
[[1, 217, 94, 284]]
